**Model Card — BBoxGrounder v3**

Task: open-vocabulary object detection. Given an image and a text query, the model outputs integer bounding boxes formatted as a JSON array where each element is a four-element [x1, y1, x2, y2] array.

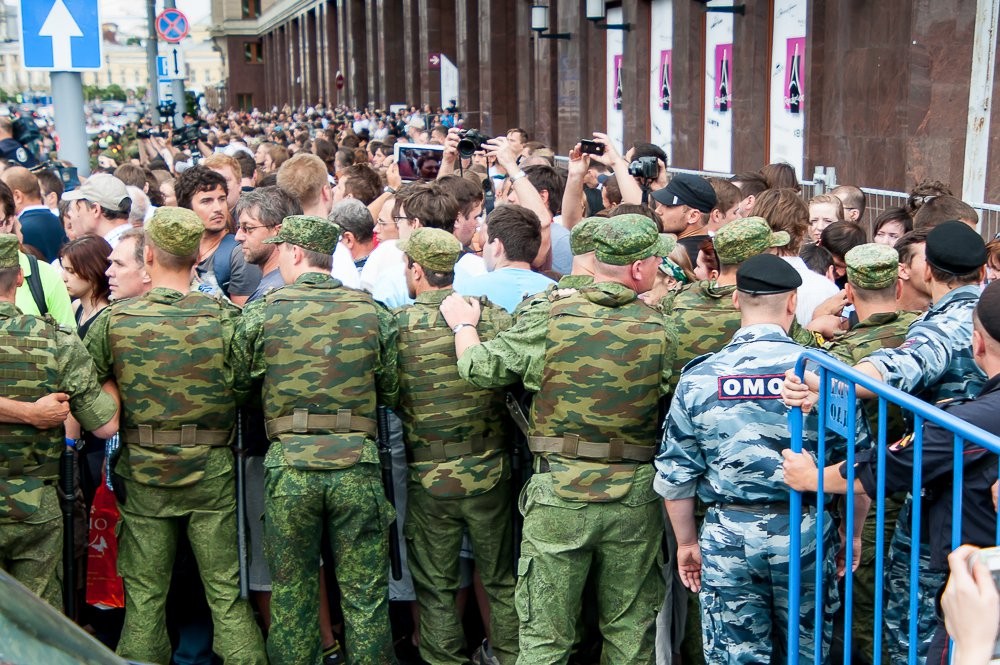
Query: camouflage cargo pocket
[[0, 479, 46, 521], [545, 456, 637, 502], [514, 556, 532, 624], [413, 452, 505, 499], [279, 433, 365, 470], [124, 444, 211, 488]]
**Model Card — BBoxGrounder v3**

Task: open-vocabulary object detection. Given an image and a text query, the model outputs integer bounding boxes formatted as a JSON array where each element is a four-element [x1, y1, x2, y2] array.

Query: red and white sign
[[335, 71, 345, 91], [155, 8, 189, 44], [428, 53, 441, 69]]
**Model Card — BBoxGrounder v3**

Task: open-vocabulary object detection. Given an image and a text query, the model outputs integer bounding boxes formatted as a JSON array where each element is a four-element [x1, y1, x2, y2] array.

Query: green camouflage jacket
[[237, 272, 399, 470], [0, 302, 115, 521], [394, 289, 512, 498], [85, 288, 244, 488], [659, 279, 817, 395], [459, 280, 677, 502], [825, 310, 920, 443]]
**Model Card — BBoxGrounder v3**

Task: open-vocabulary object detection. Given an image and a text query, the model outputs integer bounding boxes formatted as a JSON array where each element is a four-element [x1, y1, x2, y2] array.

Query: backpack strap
[[25, 254, 47, 317], [212, 234, 239, 298]]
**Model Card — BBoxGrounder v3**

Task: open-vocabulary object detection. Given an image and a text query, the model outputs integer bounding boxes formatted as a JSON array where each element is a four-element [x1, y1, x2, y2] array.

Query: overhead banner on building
[[606, 6, 625, 154], [649, 0, 673, 163], [768, 0, 807, 178], [703, 0, 733, 173]]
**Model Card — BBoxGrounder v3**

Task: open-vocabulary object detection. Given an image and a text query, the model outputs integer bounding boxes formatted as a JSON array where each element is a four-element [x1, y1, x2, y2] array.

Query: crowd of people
[[0, 98, 998, 665]]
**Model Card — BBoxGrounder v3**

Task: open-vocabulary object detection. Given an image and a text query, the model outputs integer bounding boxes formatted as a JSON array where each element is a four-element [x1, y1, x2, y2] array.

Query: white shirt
[[331, 242, 360, 288], [104, 222, 133, 249], [783, 255, 840, 326], [360, 240, 404, 293]]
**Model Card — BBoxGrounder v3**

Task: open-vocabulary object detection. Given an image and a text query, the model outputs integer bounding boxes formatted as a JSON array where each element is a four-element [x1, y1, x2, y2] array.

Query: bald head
[[1, 166, 41, 204]]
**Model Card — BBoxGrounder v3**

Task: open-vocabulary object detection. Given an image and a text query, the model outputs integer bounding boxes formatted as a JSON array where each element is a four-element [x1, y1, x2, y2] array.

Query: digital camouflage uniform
[[394, 227, 518, 665], [0, 297, 116, 607], [863, 283, 985, 665], [655, 216, 811, 665], [655, 322, 868, 665], [458, 215, 678, 665], [84, 208, 265, 665], [238, 215, 399, 665]]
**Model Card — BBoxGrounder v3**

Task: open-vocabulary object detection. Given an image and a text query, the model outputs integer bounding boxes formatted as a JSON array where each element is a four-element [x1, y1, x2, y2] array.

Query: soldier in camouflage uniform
[[821, 243, 918, 664], [0, 234, 118, 607], [83, 208, 265, 664], [441, 214, 677, 664], [392, 228, 517, 665], [657, 254, 869, 665], [236, 215, 399, 665], [654, 216, 814, 665], [785, 221, 988, 665]]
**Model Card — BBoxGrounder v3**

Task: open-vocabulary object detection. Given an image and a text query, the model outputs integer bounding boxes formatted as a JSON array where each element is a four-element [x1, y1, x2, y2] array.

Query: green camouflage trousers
[[0, 486, 62, 608], [264, 456, 395, 665], [404, 477, 518, 665], [115, 473, 266, 665], [852, 492, 904, 663], [516, 470, 664, 665]]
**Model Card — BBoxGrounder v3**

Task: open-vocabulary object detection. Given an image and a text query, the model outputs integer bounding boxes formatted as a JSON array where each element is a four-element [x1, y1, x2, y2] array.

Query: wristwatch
[[509, 170, 527, 183], [383, 185, 396, 194], [452, 322, 475, 334]]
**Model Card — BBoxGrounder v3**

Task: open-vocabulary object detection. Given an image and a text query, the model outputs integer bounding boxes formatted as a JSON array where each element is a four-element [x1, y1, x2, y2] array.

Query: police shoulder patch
[[898, 335, 929, 351], [717, 374, 785, 400]]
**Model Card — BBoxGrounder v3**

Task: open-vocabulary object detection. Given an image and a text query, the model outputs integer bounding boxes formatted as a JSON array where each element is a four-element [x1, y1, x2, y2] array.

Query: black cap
[[925, 220, 987, 274], [650, 173, 717, 213], [736, 254, 803, 294], [976, 280, 1000, 343]]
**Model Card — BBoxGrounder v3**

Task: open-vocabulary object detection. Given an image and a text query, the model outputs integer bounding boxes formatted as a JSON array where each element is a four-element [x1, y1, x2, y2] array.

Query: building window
[[244, 41, 264, 64], [237, 93, 253, 111], [241, 0, 258, 19]]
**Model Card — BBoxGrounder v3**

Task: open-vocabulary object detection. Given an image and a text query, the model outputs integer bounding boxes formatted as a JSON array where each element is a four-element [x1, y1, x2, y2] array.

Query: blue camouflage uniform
[[862, 284, 985, 664], [656, 324, 867, 665]]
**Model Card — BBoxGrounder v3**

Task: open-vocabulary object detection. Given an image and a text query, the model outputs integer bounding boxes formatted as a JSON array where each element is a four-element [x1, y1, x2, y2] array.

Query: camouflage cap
[[594, 214, 676, 266], [264, 215, 342, 254], [569, 217, 606, 256], [398, 227, 462, 272], [845, 243, 899, 290], [146, 206, 204, 256], [713, 216, 790, 265], [0, 234, 17, 269]]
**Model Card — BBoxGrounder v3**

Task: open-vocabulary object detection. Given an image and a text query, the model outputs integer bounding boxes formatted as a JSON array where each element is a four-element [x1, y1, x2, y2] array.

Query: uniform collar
[[853, 311, 902, 329], [931, 284, 981, 311], [731, 323, 792, 343], [294, 272, 338, 286], [414, 288, 452, 305], [0, 301, 19, 317]]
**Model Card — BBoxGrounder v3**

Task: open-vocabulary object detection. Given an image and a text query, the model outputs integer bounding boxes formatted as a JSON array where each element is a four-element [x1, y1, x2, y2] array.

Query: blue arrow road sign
[[20, 0, 102, 71], [157, 56, 169, 80]]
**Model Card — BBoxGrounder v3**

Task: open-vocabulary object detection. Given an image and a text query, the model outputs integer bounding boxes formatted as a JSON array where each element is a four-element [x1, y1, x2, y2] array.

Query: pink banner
[[784, 37, 805, 113], [714, 43, 732, 112]]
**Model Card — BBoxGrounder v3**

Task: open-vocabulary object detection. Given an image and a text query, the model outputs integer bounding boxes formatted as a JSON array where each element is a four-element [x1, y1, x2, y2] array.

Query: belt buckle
[[562, 434, 580, 458], [335, 409, 352, 433], [292, 408, 309, 434], [138, 424, 154, 446], [180, 424, 197, 447]]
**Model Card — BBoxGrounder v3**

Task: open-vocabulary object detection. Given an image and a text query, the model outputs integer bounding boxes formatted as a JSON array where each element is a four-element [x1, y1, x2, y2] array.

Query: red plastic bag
[[85, 475, 124, 609]]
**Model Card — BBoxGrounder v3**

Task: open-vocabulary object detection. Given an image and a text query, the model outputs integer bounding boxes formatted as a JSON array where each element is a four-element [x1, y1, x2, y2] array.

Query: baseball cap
[[61, 173, 130, 211], [650, 173, 717, 213], [845, 243, 899, 290], [147, 207, 204, 256]]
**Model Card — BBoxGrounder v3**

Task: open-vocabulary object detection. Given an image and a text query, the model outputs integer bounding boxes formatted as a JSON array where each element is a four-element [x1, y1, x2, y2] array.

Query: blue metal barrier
[[787, 349, 1000, 665]]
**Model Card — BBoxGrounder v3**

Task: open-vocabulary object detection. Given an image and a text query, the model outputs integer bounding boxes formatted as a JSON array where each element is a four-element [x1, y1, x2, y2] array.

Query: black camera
[[171, 123, 206, 147], [628, 156, 659, 180], [457, 129, 488, 158], [136, 128, 163, 140]]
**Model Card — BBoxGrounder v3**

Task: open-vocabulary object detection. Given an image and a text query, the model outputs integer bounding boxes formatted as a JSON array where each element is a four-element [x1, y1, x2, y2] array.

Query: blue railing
[[787, 349, 1000, 665]]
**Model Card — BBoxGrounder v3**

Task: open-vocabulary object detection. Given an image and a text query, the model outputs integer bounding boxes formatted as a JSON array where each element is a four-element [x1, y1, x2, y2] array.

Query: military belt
[[527, 435, 655, 463], [0, 460, 58, 478], [265, 408, 377, 439], [123, 425, 231, 448], [409, 435, 504, 463]]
